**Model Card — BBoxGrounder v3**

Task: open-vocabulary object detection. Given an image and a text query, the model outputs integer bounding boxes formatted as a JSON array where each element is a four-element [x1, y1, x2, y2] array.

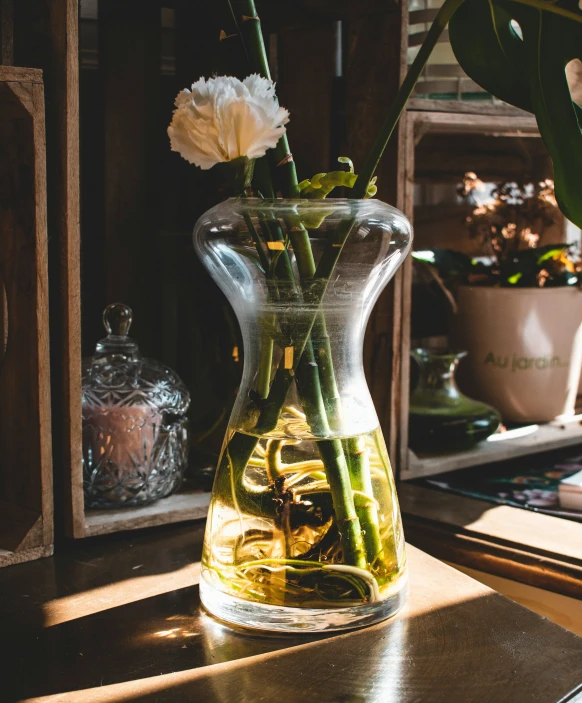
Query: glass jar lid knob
[[104, 303, 133, 337]]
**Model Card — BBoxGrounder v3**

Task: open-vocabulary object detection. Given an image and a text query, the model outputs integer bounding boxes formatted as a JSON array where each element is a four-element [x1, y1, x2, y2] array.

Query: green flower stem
[[343, 436, 383, 566], [265, 439, 284, 481], [256, 318, 274, 399], [283, 215, 383, 567], [243, 211, 270, 272], [284, 217, 342, 428], [249, 209, 363, 565], [224, 230, 366, 566], [352, 0, 465, 199], [229, 0, 299, 198], [225, 0, 372, 568], [287, 215, 386, 565], [243, 211, 277, 400], [317, 440, 367, 568]]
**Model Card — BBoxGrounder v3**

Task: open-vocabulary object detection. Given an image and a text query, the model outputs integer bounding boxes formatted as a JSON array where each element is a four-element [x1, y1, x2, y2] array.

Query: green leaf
[[449, 0, 532, 112], [537, 244, 570, 264], [449, 0, 582, 228], [507, 272, 523, 284], [412, 248, 477, 278], [516, 1, 582, 228]]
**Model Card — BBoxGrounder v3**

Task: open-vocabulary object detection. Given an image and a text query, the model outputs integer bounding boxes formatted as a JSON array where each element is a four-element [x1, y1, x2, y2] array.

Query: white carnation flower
[[168, 74, 290, 170]]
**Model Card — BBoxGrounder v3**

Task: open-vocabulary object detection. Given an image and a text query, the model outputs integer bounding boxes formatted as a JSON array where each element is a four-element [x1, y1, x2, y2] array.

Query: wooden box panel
[[0, 65, 53, 566]]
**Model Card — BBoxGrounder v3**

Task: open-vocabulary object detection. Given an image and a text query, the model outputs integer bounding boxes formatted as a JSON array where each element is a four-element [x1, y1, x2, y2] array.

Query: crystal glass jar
[[408, 348, 501, 454], [82, 304, 190, 508], [194, 198, 412, 632]]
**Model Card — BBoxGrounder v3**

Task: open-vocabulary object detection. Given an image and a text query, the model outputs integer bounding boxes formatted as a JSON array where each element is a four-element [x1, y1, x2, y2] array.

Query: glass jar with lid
[[82, 303, 190, 508]]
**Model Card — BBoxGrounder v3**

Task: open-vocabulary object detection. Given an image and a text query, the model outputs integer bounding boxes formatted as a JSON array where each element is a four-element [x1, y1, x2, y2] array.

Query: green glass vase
[[408, 348, 501, 454]]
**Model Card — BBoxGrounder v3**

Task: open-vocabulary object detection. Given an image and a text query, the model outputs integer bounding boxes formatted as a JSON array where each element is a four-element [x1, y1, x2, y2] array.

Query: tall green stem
[[225, 0, 374, 568], [352, 0, 465, 198], [229, 0, 299, 197]]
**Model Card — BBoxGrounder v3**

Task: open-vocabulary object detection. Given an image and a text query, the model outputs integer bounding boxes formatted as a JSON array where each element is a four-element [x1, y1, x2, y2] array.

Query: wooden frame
[[0, 65, 53, 566], [41, 0, 217, 537], [397, 104, 552, 480]]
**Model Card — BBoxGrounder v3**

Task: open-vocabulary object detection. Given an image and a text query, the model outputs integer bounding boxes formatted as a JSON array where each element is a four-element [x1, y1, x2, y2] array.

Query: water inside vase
[[202, 427, 406, 609]]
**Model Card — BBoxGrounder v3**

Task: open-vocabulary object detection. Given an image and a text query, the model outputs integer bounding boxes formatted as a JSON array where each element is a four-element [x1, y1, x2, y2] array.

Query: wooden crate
[[0, 65, 53, 566], [396, 105, 559, 480], [57, 0, 410, 538]]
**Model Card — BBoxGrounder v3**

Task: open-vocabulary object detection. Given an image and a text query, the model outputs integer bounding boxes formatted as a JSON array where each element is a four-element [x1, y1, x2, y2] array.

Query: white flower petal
[[168, 75, 289, 169]]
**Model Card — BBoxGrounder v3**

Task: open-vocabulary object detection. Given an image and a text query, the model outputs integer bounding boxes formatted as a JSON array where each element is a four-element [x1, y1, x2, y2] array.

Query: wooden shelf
[[407, 97, 534, 118], [404, 415, 582, 480], [83, 490, 211, 537]]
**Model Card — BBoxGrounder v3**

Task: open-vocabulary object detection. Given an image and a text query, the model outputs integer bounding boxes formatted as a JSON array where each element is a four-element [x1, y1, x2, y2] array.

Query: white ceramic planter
[[454, 286, 582, 423]]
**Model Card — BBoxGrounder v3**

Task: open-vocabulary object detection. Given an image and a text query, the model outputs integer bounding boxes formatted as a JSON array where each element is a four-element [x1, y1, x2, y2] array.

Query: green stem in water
[[256, 317, 274, 399], [224, 1, 370, 568], [317, 440, 367, 569], [237, 204, 362, 565], [265, 439, 284, 481], [283, 212, 382, 566], [343, 436, 383, 566], [283, 214, 342, 429], [352, 0, 465, 199]]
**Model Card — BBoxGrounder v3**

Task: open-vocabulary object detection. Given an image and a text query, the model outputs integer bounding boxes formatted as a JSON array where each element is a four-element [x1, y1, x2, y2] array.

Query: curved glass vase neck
[[195, 197, 412, 441]]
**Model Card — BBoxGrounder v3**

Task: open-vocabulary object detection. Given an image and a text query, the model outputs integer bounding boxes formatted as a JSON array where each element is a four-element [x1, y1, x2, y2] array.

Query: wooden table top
[[2, 522, 582, 703]]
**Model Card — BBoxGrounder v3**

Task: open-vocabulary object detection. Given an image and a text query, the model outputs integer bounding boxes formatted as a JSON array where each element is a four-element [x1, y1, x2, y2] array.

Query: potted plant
[[415, 174, 582, 423], [166, 0, 582, 632]]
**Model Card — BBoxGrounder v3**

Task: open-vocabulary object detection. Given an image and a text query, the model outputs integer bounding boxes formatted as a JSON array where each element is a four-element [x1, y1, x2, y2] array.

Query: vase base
[[199, 573, 408, 633]]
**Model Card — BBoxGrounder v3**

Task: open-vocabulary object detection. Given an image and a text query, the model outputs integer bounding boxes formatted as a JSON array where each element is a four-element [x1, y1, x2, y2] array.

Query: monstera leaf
[[449, 0, 582, 228]]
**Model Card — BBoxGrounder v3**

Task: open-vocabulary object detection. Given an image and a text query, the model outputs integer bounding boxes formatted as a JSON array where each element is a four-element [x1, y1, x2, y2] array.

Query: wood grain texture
[[0, 70, 53, 564], [2, 525, 582, 703], [46, 0, 83, 538], [406, 420, 582, 479], [400, 483, 582, 598], [0, 65, 42, 82], [100, 0, 161, 351], [415, 133, 553, 185], [0, 0, 13, 66], [408, 97, 534, 116], [450, 562, 582, 636], [346, 0, 409, 466], [410, 109, 539, 137], [0, 544, 53, 568], [84, 491, 211, 537], [396, 113, 416, 474], [276, 20, 336, 178]]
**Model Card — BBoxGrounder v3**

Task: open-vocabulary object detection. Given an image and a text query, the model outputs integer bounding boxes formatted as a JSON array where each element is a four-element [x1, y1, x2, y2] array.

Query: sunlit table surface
[[2, 521, 582, 703]]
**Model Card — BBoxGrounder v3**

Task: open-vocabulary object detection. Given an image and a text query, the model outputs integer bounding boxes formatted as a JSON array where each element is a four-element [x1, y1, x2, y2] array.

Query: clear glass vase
[[408, 348, 501, 454], [193, 198, 412, 632]]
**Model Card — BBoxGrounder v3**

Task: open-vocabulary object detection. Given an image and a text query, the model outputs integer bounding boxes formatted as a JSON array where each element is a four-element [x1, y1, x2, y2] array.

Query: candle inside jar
[[83, 404, 162, 466]]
